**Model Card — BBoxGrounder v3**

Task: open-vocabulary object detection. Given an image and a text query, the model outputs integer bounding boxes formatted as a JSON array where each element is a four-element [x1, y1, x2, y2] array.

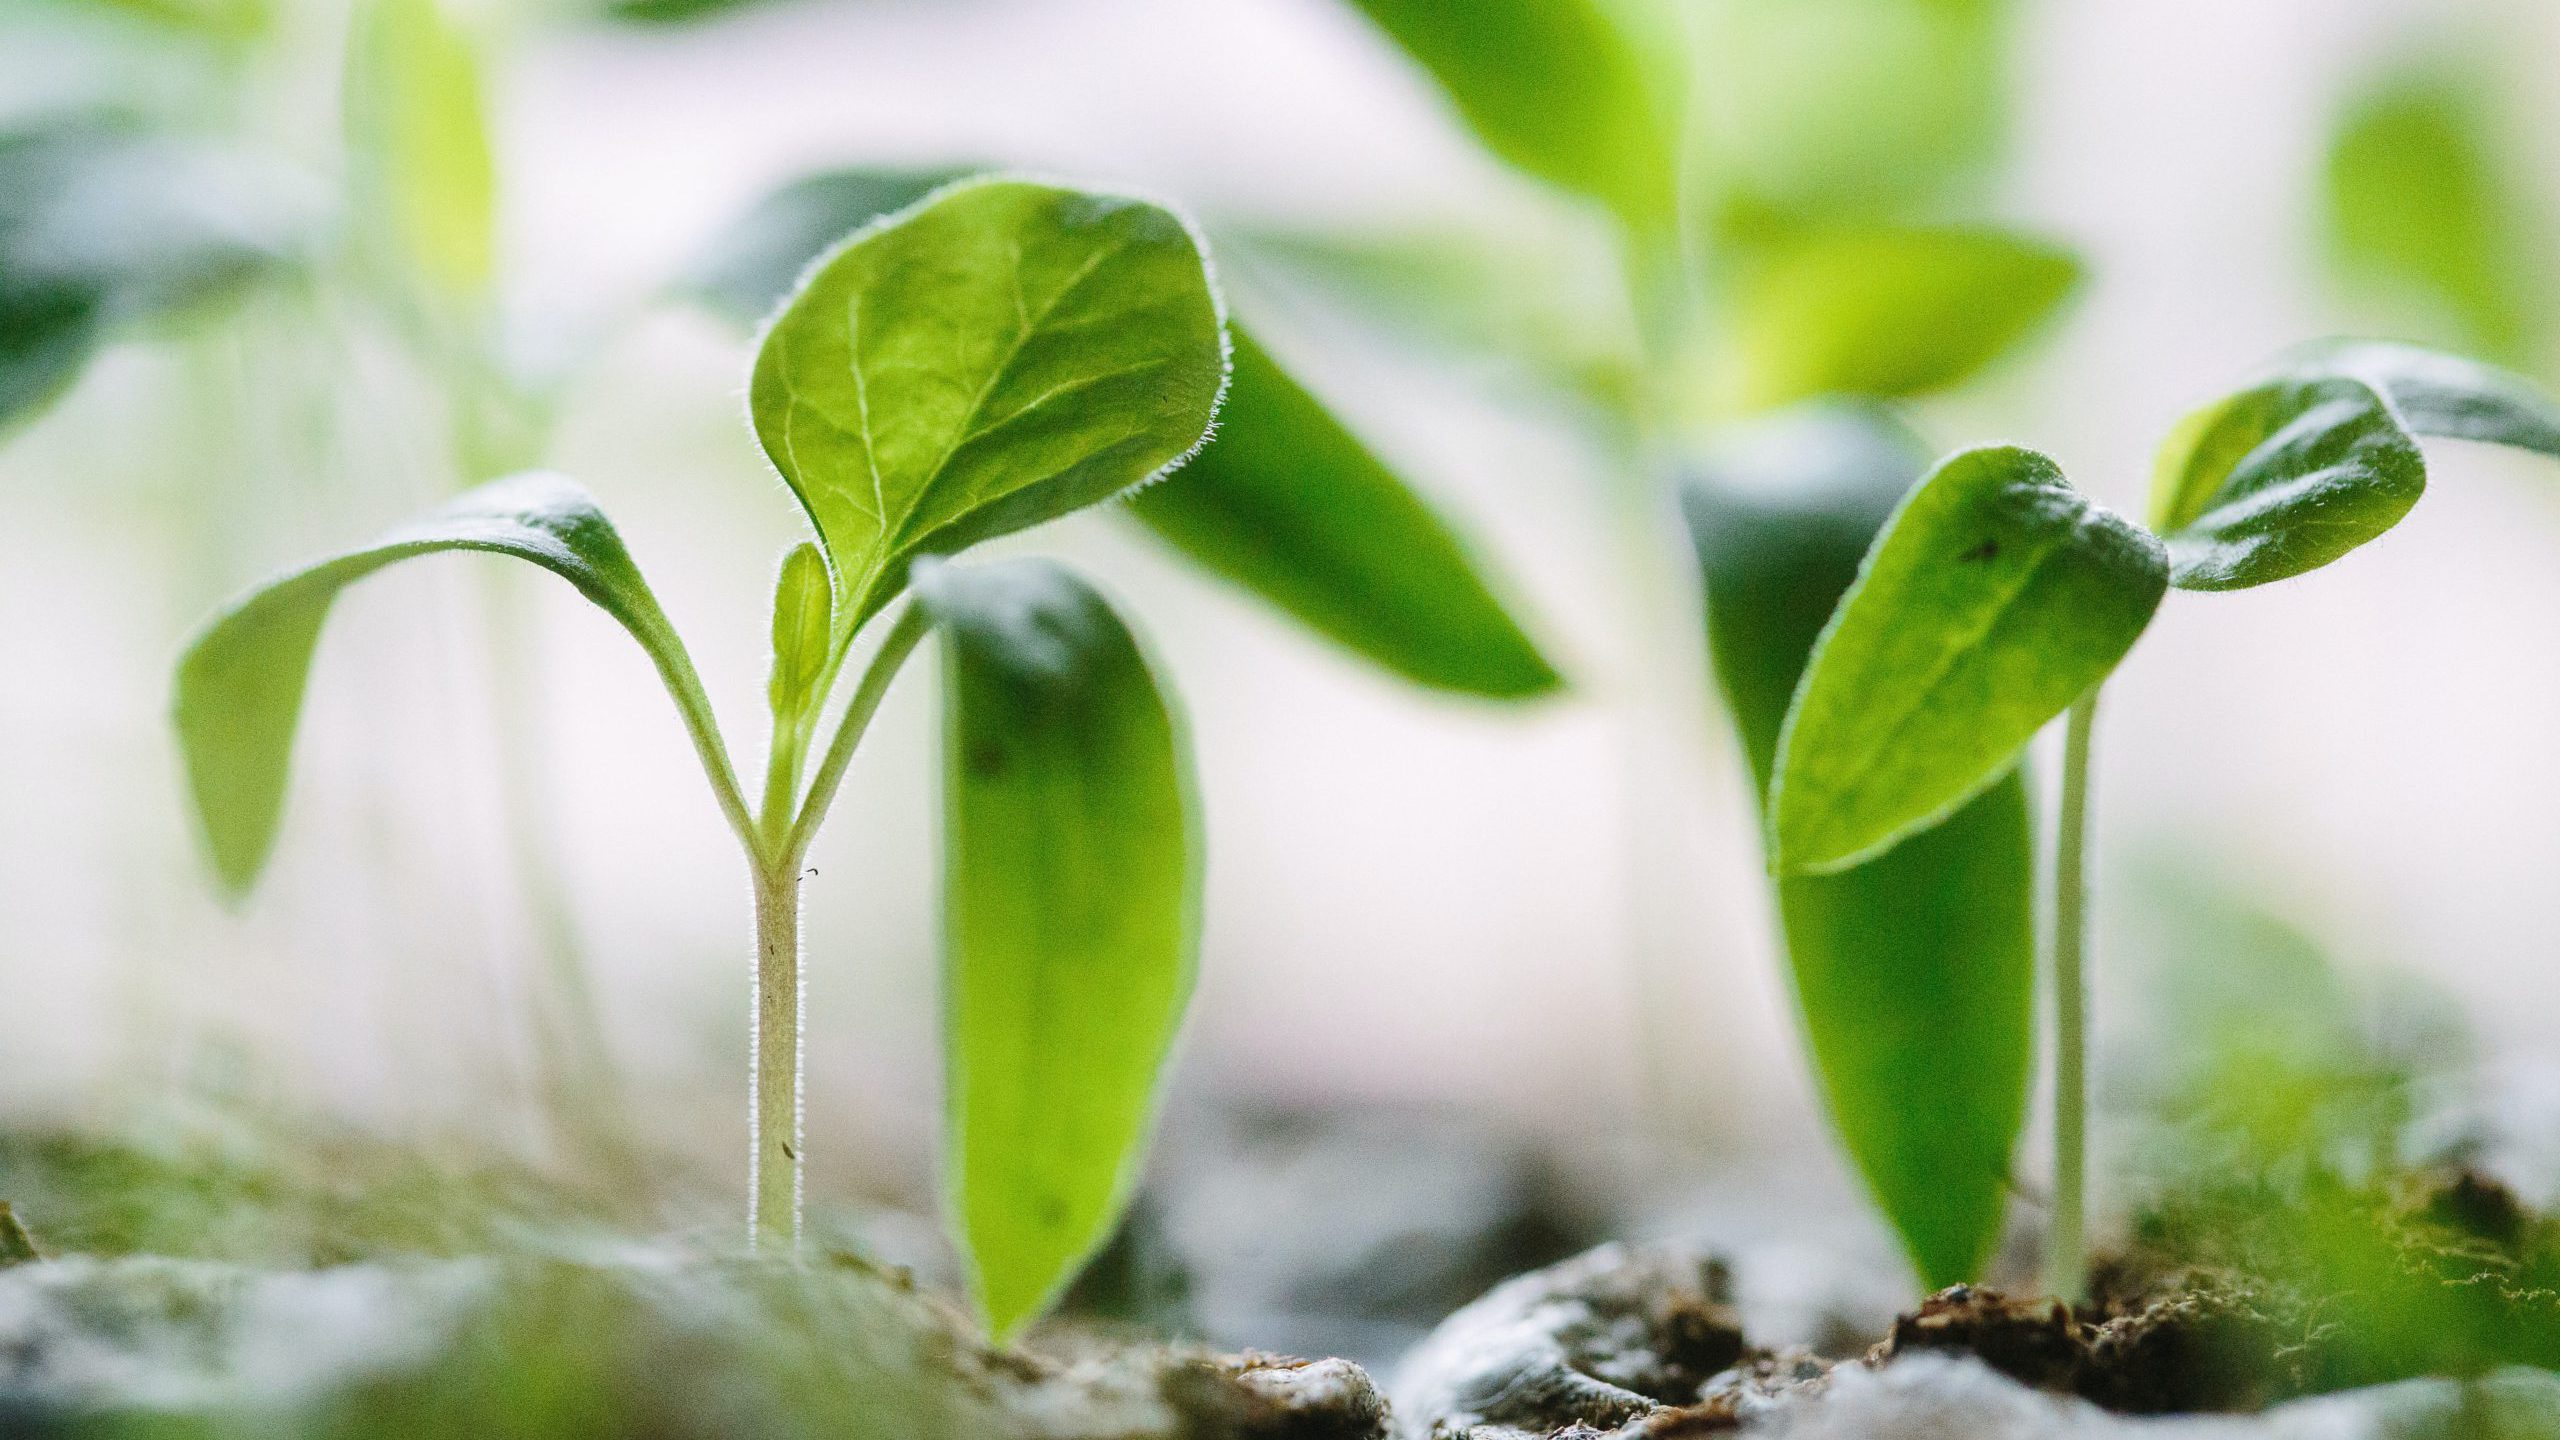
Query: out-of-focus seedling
[[172, 178, 1228, 1341], [1769, 339, 2560, 1299], [1311, 0, 2078, 1294]]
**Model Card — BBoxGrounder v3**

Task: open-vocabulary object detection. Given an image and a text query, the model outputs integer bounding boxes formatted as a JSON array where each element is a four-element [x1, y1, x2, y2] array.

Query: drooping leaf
[[1685, 406, 2033, 1287], [2149, 374, 2425, 592], [1710, 225, 2081, 413], [766, 540, 833, 726], [682, 165, 978, 323], [2324, 61, 2545, 366], [1772, 445, 2165, 875], [750, 177, 1228, 639], [1692, 0, 2015, 237], [918, 557, 1197, 1343], [346, 0, 496, 304], [2285, 338, 2560, 459], [174, 472, 732, 896], [1337, 0, 1678, 227], [0, 117, 298, 433], [1128, 331, 1562, 698]]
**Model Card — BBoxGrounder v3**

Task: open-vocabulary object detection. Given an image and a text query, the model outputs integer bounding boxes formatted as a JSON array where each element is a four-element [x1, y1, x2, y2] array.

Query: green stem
[[784, 605, 934, 868], [740, 602, 932, 1253], [748, 858, 802, 1252], [2048, 691, 2099, 1303]]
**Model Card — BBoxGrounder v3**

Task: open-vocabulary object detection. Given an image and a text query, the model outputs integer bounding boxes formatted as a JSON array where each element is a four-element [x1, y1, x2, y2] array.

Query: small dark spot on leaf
[[1962, 538, 2002, 562], [968, 741, 1010, 778], [781, 1142, 797, 1161]]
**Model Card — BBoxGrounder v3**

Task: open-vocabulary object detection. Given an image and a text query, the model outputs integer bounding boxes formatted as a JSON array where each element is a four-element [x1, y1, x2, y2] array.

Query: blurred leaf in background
[[1337, 0, 1682, 232], [1129, 332, 1562, 699], [2325, 56, 2549, 370], [1691, 0, 2014, 241], [1685, 406, 2035, 1287], [1705, 224, 2081, 414], [345, 0, 495, 312], [698, 165, 1566, 700], [681, 164, 974, 323], [0, 113, 299, 434]]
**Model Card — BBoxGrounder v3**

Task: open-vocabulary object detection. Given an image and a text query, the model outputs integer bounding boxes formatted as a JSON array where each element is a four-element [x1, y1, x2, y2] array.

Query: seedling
[[1768, 339, 2560, 1299], [1311, 0, 2076, 1292], [171, 177, 1230, 1340]]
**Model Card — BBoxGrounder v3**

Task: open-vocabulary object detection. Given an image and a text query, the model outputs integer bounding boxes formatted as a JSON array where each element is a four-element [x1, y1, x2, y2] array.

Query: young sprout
[[172, 177, 1229, 1341], [1768, 340, 2560, 1300]]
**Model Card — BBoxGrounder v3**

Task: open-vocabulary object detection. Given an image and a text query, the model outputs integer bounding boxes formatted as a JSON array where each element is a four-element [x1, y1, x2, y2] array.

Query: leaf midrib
[[841, 231, 1139, 615]]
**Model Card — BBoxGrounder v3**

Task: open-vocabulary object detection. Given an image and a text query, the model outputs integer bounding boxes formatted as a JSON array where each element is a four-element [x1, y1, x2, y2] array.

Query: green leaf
[[1684, 407, 2033, 1287], [0, 117, 298, 433], [1127, 330, 1562, 699], [918, 557, 1197, 1343], [2285, 338, 2560, 459], [682, 165, 979, 324], [1710, 225, 2081, 413], [2149, 374, 2425, 592], [1693, 0, 2015, 235], [750, 177, 1228, 639], [2324, 60, 2544, 366], [1772, 445, 2165, 875], [174, 472, 735, 896], [766, 541, 834, 725], [1339, 0, 1677, 226], [346, 0, 496, 304]]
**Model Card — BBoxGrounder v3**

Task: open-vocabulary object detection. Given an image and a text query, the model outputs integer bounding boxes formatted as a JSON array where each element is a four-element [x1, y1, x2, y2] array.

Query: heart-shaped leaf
[[1711, 225, 2081, 413], [1129, 331, 1563, 698], [1773, 445, 2166, 875], [750, 177, 1228, 638], [1338, 0, 1678, 228], [1685, 406, 2034, 1288], [175, 472, 739, 895], [2150, 373, 2425, 592], [918, 557, 1197, 1343]]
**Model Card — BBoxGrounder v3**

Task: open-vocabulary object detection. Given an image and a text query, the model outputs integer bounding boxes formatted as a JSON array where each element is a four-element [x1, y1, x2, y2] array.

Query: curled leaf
[[2151, 374, 2425, 592], [174, 472, 735, 895], [1772, 445, 2165, 875]]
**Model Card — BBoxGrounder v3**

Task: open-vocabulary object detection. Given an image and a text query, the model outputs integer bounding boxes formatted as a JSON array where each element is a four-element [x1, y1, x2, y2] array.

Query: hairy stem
[[2048, 691, 2099, 1302], [749, 859, 803, 1253]]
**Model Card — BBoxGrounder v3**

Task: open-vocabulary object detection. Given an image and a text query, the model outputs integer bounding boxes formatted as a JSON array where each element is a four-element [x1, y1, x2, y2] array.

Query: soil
[[1391, 1166, 2560, 1440]]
